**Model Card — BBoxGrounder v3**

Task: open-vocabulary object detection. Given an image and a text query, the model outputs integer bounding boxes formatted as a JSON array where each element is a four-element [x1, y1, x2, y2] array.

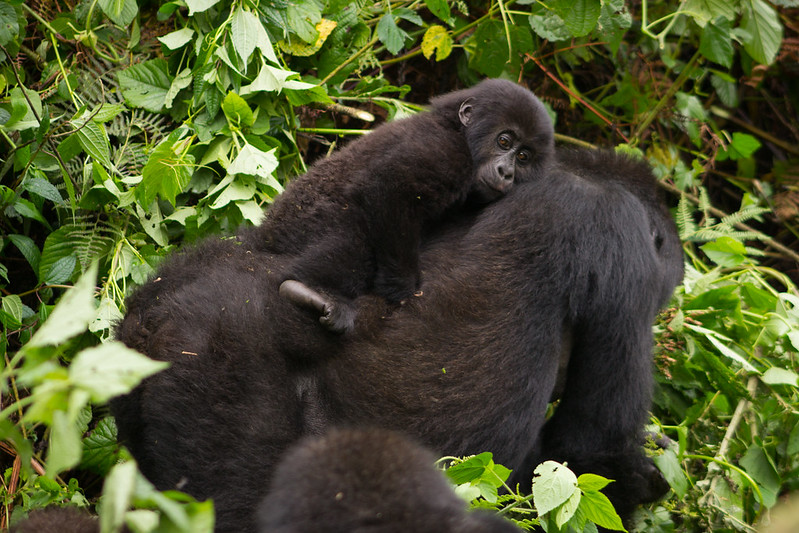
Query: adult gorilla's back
[[113, 149, 683, 532]]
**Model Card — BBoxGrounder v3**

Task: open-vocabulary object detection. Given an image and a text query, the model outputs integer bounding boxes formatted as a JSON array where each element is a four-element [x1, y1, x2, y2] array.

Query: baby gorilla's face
[[456, 82, 555, 203]]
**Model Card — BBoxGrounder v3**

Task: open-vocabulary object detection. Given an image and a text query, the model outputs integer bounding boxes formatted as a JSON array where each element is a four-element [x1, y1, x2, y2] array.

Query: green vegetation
[[1, 0, 797, 531]]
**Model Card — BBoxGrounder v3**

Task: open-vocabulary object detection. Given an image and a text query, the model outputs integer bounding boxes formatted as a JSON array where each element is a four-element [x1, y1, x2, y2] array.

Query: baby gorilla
[[266, 79, 554, 333], [258, 428, 521, 533]]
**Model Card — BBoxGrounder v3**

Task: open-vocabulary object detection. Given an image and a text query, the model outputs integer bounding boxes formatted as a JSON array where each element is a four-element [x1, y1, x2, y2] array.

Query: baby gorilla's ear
[[458, 98, 474, 127]]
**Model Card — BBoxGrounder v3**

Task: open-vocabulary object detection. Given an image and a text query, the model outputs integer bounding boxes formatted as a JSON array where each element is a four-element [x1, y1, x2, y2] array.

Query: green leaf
[[421, 25, 453, 61], [82, 417, 120, 475], [139, 137, 194, 207], [652, 447, 689, 497], [23, 176, 64, 204], [424, 0, 451, 24], [69, 341, 169, 403], [1, 294, 24, 328], [579, 490, 626, 531], [4, 87, 42, 131], [719, 132, 762, 161], [700, 17, 734, 67], [13, 198, 50, 227], [165, 68, 193, 109], [377, 13, 409, 55], [210, 176, 256, 209], [222, 91, 255, 127], [27, 263, 97, 348], [701, 236, 747, 267], [100, 461, 138, 533], [741, 0, 783, 65], [118, 59, 172, 113], [47, 410, 83, 476], [98, 0, 138, 26], [185, 0, 221, 16], [231, 8, 263, 63], [228, 144, 279, 181], [43, 256, 77, 285], [788, 421, 799, 456], [158, 27, 195, 50], [739, 445, 780, 507], [240, 65, 315, 95], [446, 452, 493, 484], [533, 461, 579, 516], [577, 473, 612, 492], [0, 3, 20, 46], [761, 367, 799, 386], [90, 296, 124, 333], [555, 488, 582, 529], [73, 113, 112, 167], [9, 234, 41, 274], [550, 0, 601, 37]]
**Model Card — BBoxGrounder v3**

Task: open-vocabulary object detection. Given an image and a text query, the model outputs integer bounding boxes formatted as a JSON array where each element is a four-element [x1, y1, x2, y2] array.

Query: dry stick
[[710, 106, 799, 157], [526, 53, 630, 143], [658, 179, 799, 265]]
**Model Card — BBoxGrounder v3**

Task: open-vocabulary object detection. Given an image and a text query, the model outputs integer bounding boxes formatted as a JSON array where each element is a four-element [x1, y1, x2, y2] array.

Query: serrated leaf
[[69, 341, 169, 403], [551, 0, 601, 37], [82, 417, 120, 475], [699, 17, 734, 67], [533, 461, 579, 516], [421, 25, 452, 61], [577, 473, 612, 492], [13, 198, 49, 227], [43, 255, 77, 285], [158, 27, 195, 50], [27, 263, 97, 348], [377, 13, 409, 55], [4, 87, 42, 131], [580, 490, 625, 531], [741, 0, 783, 65], [98, 0, 138, 26], [529, 10, 572, 41], [185, 0, 221, 16], [118, 59, 171, 113], [446, 453, 493, 484]]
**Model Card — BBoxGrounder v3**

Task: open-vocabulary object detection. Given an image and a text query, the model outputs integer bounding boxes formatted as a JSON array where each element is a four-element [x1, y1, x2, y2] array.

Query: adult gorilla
[[113, 148, 683, 532]]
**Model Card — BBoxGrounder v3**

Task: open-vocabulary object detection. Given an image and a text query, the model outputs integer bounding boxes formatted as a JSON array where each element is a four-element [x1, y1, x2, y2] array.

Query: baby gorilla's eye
[[497, 133, 512, 150], [516, 149, 531, 164]]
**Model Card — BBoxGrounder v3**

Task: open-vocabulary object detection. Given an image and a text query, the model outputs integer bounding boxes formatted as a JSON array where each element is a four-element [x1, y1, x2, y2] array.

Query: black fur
[[259, 428, 521, 532], [113, 148, 683, 532], [11, 507, 98, 533], [266, 78, 554, 333]]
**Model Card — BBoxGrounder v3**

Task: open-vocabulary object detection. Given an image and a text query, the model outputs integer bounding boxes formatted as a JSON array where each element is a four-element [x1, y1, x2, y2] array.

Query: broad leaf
[[699, 17, 734, 67], [139, 137, 194, 206], [740, 0, 783, 65], [421, 25, 453, 61], [158, 27, 195, 50], [377, 14, 409, 55], [27, 263, 97, 348], [98, 0, 138, 26], [118, 59, 172, 113], [551, 0, 601, 37], [533, 461, 579, 516], [69, 341, 169, 403], [185, 0, 221, 16]]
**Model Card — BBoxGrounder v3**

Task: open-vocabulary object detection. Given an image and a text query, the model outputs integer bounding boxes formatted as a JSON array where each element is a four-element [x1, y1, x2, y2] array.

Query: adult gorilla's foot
[[279, 280, 355, 334]]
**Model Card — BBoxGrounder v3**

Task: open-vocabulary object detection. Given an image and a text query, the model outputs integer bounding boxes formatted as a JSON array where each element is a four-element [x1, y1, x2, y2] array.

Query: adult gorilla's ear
[[458, 98, 474, 127]]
